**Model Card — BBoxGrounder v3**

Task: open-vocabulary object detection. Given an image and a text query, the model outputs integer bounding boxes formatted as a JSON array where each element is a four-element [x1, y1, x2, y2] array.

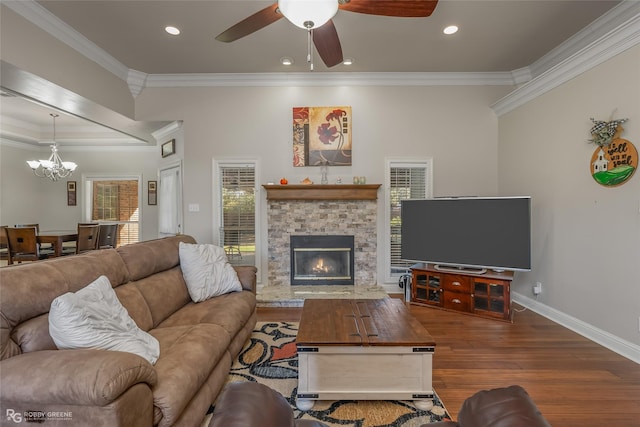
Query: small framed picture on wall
[[161, 139, 176, 158], [67, 181, 77, 206], [148, 181, 157, 205]]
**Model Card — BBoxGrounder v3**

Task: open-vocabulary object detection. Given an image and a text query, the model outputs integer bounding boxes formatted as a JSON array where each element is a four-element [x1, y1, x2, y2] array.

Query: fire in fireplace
[[290, 235, 355, 285]]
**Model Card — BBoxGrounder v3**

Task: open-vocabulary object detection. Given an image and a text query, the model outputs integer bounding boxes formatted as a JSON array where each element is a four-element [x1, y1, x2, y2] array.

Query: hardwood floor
[[257, 300, 640, 426]]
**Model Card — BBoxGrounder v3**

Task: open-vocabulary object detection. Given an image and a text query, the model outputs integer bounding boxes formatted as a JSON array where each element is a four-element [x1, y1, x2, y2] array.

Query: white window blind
[[94, 183, 118, 221], [218, 163, 256, 266], [85, 175, 141, 247], [388, 161, 431, 277]]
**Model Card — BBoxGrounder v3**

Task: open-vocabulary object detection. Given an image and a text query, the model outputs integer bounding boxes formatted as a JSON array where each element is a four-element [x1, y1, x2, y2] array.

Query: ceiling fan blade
[[338, 0, 439, 17], [313, 20, 344, 68], [215, 3, 283, 42]]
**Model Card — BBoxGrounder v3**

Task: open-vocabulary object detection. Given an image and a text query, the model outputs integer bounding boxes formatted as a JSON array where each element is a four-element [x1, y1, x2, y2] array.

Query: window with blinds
[[89, 178, 140, 247], [388, 161, 431, 277], [218, 163, 256, 266], [94, 183, 118, 221]]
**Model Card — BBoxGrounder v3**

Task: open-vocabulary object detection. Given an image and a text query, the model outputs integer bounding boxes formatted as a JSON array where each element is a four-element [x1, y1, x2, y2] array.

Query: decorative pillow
[[49, 275, 160, 364], [179, 242, 242, 302]]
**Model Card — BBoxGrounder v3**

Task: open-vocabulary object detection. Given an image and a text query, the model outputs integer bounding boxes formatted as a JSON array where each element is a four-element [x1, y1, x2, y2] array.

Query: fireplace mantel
[[266, 187, 379, 287], [263, 184, 381, 200]]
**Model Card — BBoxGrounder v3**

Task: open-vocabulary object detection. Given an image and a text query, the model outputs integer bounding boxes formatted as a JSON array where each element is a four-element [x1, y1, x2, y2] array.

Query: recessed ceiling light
[[343, 58, 354, 66], [165, 26, 180, 36], [281, 57, 294, 66], [443, 25, 458, 35]]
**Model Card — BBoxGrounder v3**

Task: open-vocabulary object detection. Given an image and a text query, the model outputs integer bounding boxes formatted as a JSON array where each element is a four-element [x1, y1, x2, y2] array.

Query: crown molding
[[528, 0, 640, 79], [127, 69, 148, 98], [56, 144, 157, 152], [509, 67, 532, 86], [0, 138, 157, 152], [492, 2, 640, 116], [143, 71, 515, 88], [0, 133, 40, 147], [152, 121, 183, 142], [0, 114, 143, 142]]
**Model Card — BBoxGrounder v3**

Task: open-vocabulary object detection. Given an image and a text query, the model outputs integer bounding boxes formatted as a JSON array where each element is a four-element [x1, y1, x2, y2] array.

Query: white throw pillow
[[49, 275, 160, 364], [179, 242, 242, 302]]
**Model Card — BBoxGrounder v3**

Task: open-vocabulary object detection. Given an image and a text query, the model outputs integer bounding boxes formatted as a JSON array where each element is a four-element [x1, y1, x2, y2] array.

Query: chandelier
[[278, 0, 339, 71], [26, 113, 78, 182]]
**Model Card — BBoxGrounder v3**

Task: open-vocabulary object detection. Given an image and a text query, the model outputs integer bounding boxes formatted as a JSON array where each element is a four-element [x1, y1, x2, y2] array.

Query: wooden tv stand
[[410, 263, 514, 321]]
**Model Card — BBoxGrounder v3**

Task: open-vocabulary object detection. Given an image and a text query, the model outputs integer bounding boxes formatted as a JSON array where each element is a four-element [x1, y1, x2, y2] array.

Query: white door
[[158, 161, 182, 237]]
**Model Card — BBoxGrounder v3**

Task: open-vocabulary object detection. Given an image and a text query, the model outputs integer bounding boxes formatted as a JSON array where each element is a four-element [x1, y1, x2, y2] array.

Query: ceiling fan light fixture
[[278, 0, 338, 29], [342, 57, 354, 65], [280, 57, 294, 65]]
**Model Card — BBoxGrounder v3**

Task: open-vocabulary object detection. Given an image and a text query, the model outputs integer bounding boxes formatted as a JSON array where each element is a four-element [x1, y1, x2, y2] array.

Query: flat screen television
[[401, 196, 531, 273]]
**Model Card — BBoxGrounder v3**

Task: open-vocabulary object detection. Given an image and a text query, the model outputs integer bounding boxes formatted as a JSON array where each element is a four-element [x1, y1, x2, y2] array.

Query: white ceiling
[[0, 0, 631, 146]]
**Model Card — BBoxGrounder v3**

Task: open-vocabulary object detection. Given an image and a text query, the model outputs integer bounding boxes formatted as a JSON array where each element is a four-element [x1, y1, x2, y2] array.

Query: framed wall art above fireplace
[[292, 106, 352, 167]]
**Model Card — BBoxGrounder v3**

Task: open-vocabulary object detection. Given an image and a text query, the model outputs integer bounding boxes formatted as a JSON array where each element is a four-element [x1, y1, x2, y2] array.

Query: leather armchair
[[209, 381, 328, 427], [426, 385, 551, 427]]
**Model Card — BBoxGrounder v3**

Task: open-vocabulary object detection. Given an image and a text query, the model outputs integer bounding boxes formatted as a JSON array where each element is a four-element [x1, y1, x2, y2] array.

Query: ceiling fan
[[215, 0, 439, 69]]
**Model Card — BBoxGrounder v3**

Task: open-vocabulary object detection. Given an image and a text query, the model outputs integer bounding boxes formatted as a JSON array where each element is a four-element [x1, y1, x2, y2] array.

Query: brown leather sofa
[[209, 381, 328, 427], [0, 235, 257, 427], [426, 385, 551, 427]]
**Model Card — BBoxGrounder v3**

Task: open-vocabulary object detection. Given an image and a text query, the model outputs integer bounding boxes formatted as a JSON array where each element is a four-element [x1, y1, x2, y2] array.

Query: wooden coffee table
[[296, 298, 436, 410]]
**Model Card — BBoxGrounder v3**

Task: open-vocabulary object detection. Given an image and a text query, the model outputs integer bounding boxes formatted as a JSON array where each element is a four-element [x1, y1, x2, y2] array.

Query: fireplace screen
[[290, 235, 354, 285]]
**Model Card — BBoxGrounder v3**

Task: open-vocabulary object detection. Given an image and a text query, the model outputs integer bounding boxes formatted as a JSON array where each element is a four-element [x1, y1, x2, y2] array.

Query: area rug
[[208, 321, 451, 427]]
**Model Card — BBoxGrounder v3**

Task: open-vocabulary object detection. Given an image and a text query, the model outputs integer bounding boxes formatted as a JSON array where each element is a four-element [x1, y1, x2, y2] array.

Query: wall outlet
[[533, 282, 542, 295]]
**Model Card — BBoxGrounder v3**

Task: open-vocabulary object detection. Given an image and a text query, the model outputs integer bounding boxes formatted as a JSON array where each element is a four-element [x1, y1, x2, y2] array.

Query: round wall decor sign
[[590, 138, 637, 187]]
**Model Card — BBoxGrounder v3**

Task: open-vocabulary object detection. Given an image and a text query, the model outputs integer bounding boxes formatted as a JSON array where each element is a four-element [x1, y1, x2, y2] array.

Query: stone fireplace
[[264, 184, 380, 291]]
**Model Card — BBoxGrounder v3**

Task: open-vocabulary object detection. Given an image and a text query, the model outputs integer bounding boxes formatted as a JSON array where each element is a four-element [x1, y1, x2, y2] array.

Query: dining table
[[38, 230, 78, 257]]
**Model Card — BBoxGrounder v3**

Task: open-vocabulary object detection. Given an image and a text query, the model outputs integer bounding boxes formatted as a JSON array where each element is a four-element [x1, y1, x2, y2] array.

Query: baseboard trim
[[513, 292, 640, 364]]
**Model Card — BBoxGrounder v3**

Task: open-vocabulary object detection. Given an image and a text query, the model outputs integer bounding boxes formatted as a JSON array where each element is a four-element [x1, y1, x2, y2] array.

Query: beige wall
[[498, 45, 640, 345], [135, 84, 512, 285], [2, 82, 511, 286]]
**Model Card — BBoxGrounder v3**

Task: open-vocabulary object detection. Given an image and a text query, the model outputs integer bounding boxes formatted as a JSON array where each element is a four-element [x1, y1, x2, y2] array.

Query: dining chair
[[14, 223, 40, 233], [98, 223, 119, 249], [74, 223, 101, 254], [5, 227, 48, 265], [14, 223, 54, 255]]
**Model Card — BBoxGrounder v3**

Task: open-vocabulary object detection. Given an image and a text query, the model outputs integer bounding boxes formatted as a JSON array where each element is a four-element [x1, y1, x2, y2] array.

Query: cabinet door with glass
[[412, 270, 442, 307], [473, 279, 510, 320]]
